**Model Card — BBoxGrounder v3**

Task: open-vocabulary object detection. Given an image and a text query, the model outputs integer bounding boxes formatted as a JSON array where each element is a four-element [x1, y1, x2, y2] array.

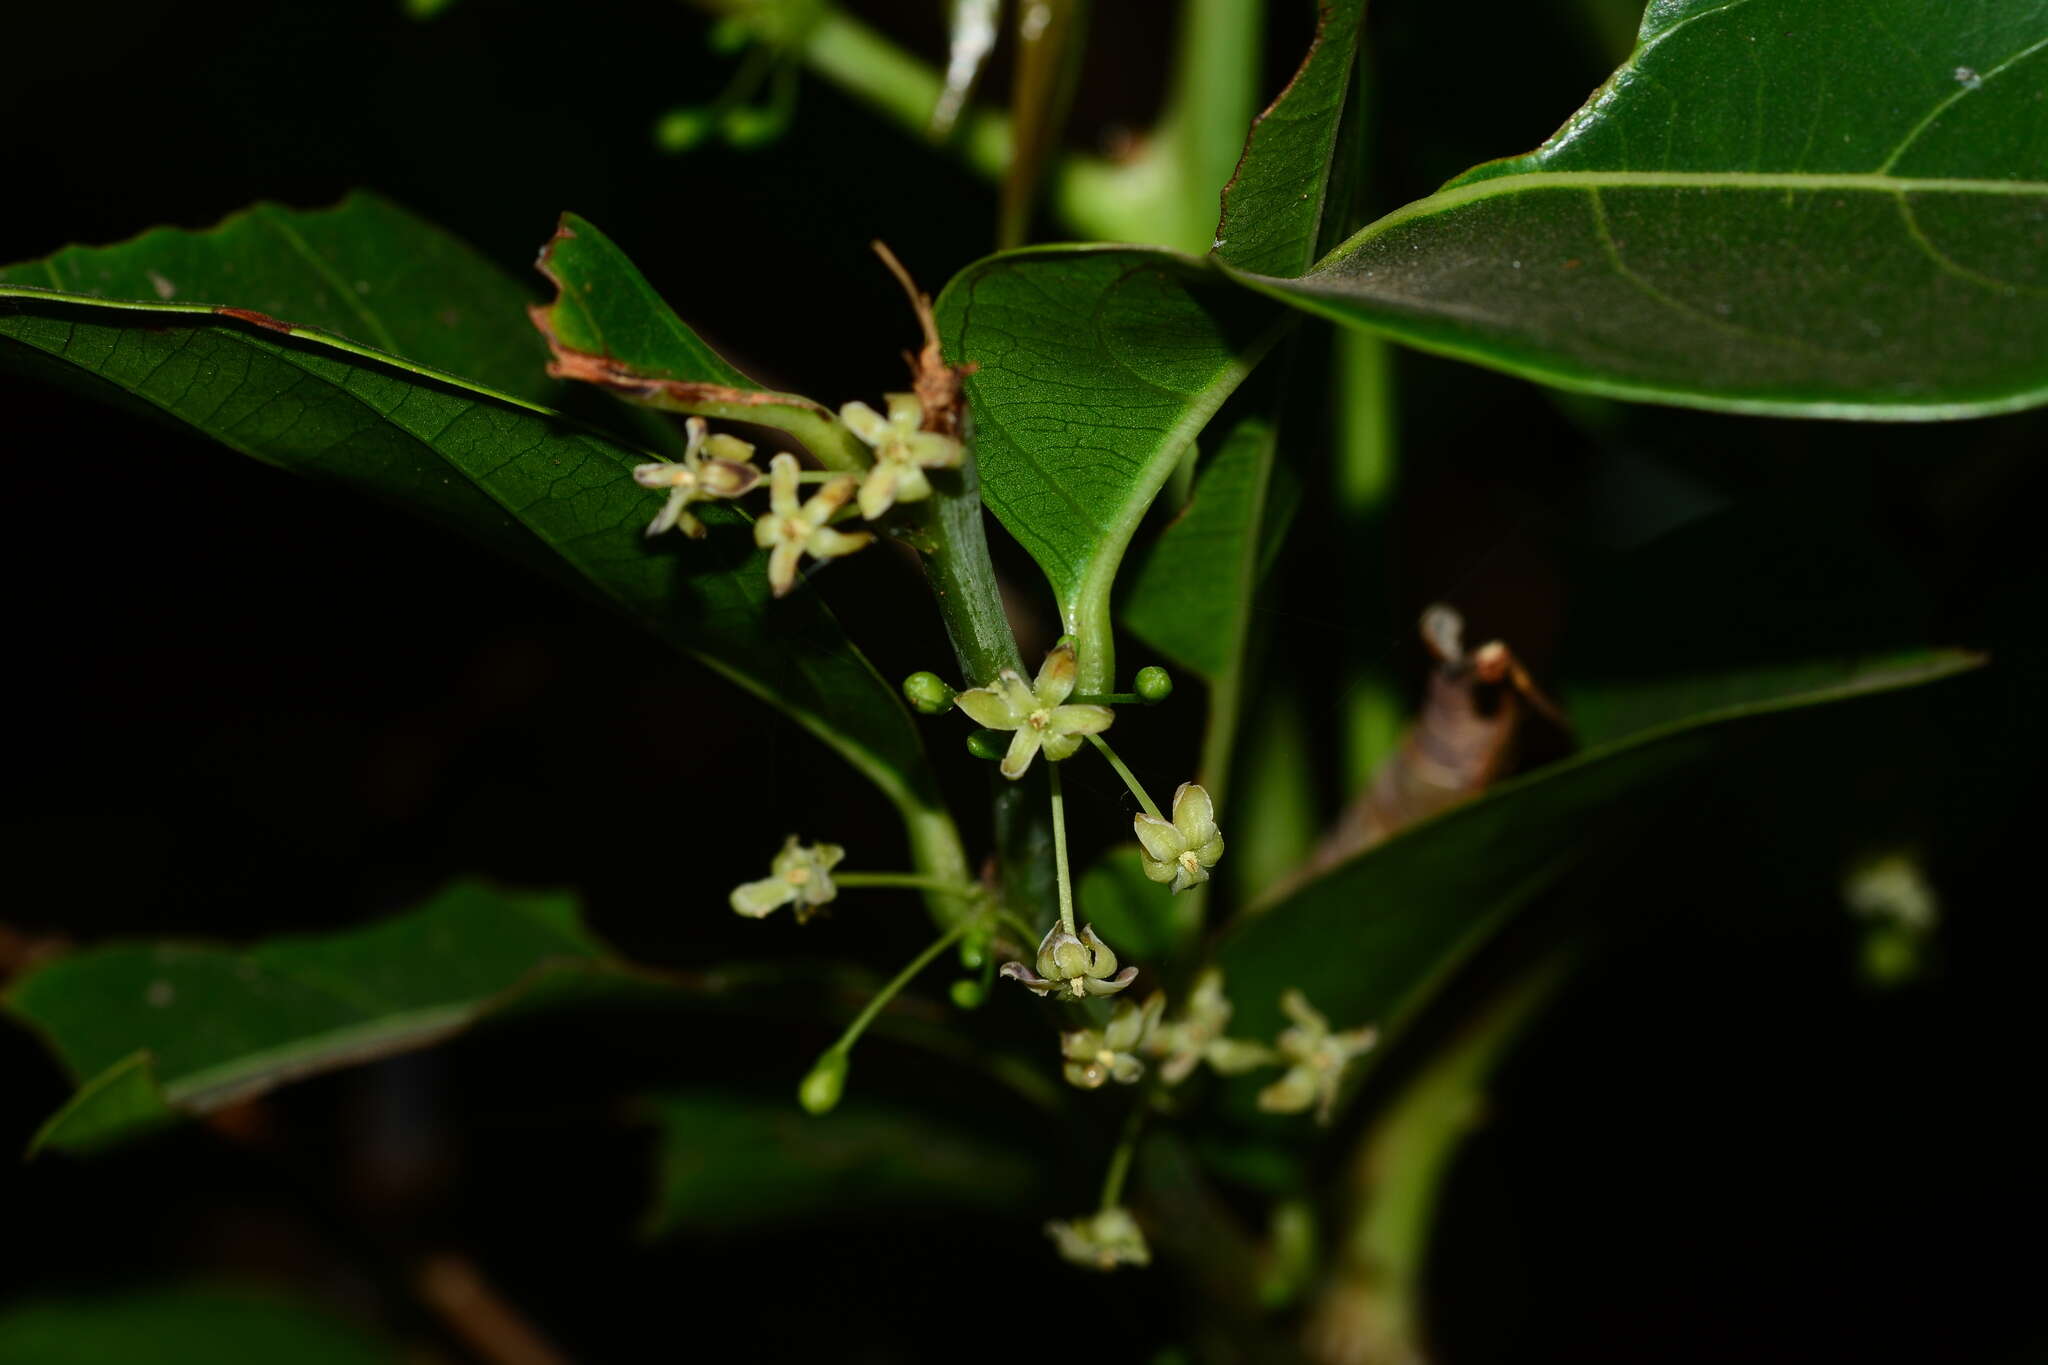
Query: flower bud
[[798, 1049, 848, 1115], [966, 728, 1007, 761], [902, 671, 956, 715], [1135, 665, 1173, 703], [949, 979, 986, 1010]]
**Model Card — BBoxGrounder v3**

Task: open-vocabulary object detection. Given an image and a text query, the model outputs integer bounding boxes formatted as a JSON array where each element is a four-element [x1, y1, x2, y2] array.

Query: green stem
[[834, 872, 984, 895], [1098, 1098, 1147, 1211], [828, 914, 978, 1056], [1335, 327, 1403, 791], [1048, 762, 1077, 935], [1086, 734, 1165, 821], [1317, 957, 1572, 1363], [911, 458, 1023, 686]]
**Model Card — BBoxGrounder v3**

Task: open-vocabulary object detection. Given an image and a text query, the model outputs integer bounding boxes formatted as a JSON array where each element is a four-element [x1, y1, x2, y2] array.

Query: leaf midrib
[[1309, 170, 2048, 274]]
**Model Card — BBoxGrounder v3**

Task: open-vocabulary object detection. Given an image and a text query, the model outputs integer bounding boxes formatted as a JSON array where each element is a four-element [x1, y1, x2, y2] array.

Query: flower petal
[[1033, 641, 1078, 706], [839, 400, 890, 446], [1132, 812, 1183, 864], [858, 460, 901, 521], [804, 474, 858, 525], [905, 430, 962, 470], [766, 453, 802, 517], [891, 463, 933, 505], [768, 540, 803, 597], [954, 683, 1024, 730], [1049, 704, 1115, 737], [1081, 966, 1138, 997], [1171, 782, 1216, 843], [1138, 856, 1177, 885], [883, 392, 924, 429], [806, 526, 874, 560], [999, 726, 1043, 780], [730, 876, 795, 918], [647, 487, 689, 538]]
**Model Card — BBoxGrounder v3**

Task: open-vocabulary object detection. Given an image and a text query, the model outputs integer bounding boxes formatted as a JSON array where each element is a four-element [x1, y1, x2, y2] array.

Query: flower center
[[786, 867, 811, 885], [1028, 708, 1052, 731]]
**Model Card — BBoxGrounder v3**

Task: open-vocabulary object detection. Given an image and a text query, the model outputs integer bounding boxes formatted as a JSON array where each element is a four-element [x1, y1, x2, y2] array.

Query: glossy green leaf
[[936, 246, 1283, 688], [639, 1093, 1037, 1235], [1123, 418, 1277, 681], [529, 213, 867, 468], [0, 195, 936, 817], [6, 881, 637, 1154], [1218, 649, 1983, 1055], [1230, 0, 2048, 417], [0, 1288, 395, 1365], [1212, 0, 1366, 278]]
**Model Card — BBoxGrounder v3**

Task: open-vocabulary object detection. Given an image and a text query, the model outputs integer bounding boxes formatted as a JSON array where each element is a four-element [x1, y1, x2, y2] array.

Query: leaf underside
[[1219, 649, 1983, 1063], [6, 881, 634, 1154], [0, 194, 934, 811]]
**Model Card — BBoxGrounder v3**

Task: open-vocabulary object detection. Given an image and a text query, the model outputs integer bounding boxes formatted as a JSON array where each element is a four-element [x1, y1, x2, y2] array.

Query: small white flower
[[753, 453, 873, 597], [952, 639, 1114, 780], [631, 416, 761, 538], [1133, 782, 1225, 893], [840, 392, 963, 520], [729, 836, 845, 922]]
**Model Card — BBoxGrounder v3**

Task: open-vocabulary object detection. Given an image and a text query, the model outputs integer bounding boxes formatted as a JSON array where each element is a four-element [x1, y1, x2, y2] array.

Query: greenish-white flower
[[1001, 923, 1136, 999], [1257, 989, 1378, 1124], [1133, 781, 1225, 893], [1061, 992, 1165, 1090], [840, 392, 963, 520], [753, 453, 872, 597], [1046, 1206, 1151, 1272], [951, 639, 1114, 780], [1150, 968, 1275, 1086], [631, 416, 762, 538], [729, 836, 845, 922]]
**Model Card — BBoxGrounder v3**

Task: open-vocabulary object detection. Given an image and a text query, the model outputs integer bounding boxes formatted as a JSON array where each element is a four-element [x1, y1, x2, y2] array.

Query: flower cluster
[[1060, 993, 1165, 1090], [629, 394, 963, 599]]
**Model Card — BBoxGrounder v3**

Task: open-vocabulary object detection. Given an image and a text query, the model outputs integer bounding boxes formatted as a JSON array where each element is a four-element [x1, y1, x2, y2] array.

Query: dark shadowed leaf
[[1212, 0, 1366, 278], [936, 246, 1283, 687], [639, 1093, 1037, 1235], [0, 1288, 396, 1365], [6, 881, 641, 1154], [1230, 0, 2048, 416], [1123, 418, 1278, 681], [0, 195, 935, 813], [1218, 649, 1982, 1060]]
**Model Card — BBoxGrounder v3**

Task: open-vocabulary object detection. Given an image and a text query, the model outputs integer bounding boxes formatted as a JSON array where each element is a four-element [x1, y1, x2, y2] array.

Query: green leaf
[[936, 246, 1283, 688], [639, 1093, 1037, 1235], [0, 1288, 396, 1365], [1229, 0, 2048, 417], [528, 213, 868, 468], [1212, 0, 1367, 278], [1218, 649, 1983, 1055], [0, 195, 938, 820], [6, 881, 638, 1154], [1123, 418, 1277, 681]]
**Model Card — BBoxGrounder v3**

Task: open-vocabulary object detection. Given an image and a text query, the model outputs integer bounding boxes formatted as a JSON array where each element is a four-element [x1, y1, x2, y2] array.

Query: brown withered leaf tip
[[871, 240, 973, 439], [527, 217, 831, 417], [214, 306, 295, 334]]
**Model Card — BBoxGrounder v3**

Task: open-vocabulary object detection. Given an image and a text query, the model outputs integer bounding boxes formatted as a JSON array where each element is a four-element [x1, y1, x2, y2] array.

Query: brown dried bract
[[871, 240, 973, 438], [1305, 605, 1568, 875], [215, 306, 295, 334]]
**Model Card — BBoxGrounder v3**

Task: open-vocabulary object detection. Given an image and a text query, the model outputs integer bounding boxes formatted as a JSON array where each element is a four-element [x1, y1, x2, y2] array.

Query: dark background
[[4, 1, 2045, 1361]]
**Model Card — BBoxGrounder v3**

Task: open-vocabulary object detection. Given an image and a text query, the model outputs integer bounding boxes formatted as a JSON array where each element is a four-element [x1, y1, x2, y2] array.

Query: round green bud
[[798, 1049, 848, 1115], [655, 107, 716, 154], [949, 979, 986, 1010], [720, 104, 790, 148], [958, 936, 988, 971], [903, 671, 956, 715], [1135, 665, 1173, 703], [706, 16, 751, 54], [966, 729, 1007, 761]]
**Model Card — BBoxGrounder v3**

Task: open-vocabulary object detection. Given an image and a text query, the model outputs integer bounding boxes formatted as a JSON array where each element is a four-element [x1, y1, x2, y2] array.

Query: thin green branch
[[827, 914, 977, 1057], [834, 871, 985, 895], [1086, 734, 1165, 821], [1098, 1097, 1148, 1210], [1049, 762, 1077, 934]]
